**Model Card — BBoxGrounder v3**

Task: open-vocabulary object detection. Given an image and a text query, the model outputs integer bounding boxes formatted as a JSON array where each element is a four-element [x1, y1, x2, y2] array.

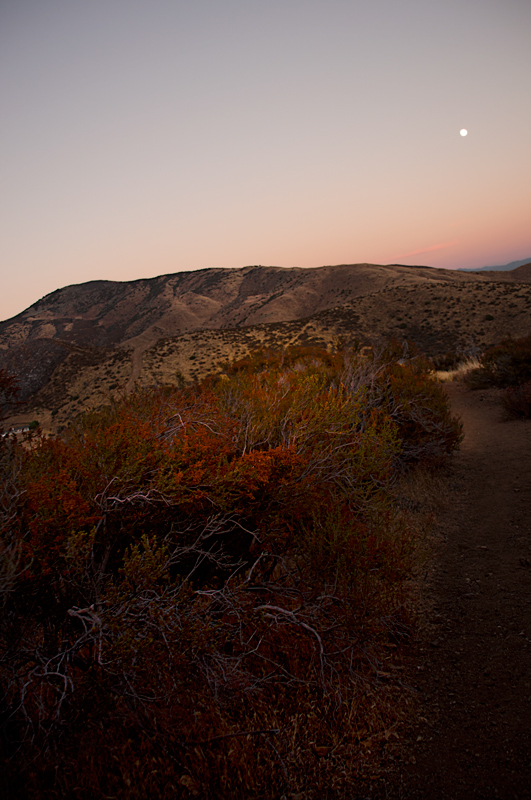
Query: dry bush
[[0, 346, 461, 798], [501, 380, 531, 419], [435, 357, 481, 383], [0, 368, 20, 427], [466, 334, 531, 389]]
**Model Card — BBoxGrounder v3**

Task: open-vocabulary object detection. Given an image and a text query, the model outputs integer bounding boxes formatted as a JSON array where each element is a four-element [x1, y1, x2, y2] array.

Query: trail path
[[374, 383, 531, 799], [126, 346, 144, 393], [124, 332, 157, 392]]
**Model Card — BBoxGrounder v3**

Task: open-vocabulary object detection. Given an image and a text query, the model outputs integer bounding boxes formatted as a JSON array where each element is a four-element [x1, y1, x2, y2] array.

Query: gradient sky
[[1, 0, 530, 322]]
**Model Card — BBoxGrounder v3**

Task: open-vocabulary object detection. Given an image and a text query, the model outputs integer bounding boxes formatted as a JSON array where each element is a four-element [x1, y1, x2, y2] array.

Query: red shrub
[[0, 346, 461, 798]]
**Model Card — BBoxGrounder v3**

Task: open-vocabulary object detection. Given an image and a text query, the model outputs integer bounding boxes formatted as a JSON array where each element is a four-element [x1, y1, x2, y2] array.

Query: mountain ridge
[[0, 262, 510, 350], [459, 257, 531, 273], [2, 262, 531, 433]]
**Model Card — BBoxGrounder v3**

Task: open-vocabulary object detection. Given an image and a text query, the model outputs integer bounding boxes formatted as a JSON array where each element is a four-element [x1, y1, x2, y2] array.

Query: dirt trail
[[126, 346, 144, 393], [373, 383, 531, 799]]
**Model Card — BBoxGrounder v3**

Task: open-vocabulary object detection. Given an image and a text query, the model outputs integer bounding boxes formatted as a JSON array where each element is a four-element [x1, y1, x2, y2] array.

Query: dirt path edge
[[366, 383, 531, 800]]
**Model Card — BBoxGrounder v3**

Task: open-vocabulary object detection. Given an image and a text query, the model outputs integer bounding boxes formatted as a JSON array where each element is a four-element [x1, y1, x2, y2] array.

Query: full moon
[[460, 128, 468, 136]]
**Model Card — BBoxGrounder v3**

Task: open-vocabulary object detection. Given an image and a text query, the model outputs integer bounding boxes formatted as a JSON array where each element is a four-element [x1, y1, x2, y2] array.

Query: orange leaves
[[233, 449, 276, 495], [14, 346, 461, 590], [22, 445, 99, 561], [1, 343, 466, 795], [237, 445, 300, 490]]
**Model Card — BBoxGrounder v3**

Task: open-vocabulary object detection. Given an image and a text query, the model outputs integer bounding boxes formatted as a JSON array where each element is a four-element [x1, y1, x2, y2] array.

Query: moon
[[460, 129, 468, 137]]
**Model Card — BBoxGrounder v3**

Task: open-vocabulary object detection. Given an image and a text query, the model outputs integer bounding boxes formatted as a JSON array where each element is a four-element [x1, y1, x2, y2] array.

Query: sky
[[1, 0, 530, 322]]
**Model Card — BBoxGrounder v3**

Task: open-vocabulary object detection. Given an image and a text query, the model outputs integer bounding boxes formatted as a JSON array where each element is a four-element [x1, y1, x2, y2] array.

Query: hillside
[[1, 262, 531, 433], [0, 262, 492, 350]]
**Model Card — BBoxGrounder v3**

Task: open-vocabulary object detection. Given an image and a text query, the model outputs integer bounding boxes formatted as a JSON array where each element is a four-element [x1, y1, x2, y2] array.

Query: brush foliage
[[466, 334, 531, 389], [464, 334, 531, 418], [0, 346, 461, 798]]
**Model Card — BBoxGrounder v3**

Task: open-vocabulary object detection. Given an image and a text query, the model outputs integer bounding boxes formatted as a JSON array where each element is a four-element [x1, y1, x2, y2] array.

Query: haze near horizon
[[1, 0, 530, 322]]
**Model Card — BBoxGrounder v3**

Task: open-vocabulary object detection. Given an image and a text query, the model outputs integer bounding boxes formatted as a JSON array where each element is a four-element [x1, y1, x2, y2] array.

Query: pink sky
[[1, 0, 530, 321]]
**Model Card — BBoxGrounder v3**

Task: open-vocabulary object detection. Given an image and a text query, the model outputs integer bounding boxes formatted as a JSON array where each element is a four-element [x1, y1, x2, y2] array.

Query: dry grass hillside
[[1, 262, 519, 351], [2, 263, 531, 433]]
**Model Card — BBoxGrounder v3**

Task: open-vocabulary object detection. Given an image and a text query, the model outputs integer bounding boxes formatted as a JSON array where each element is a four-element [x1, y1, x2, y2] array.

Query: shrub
[[375, 355, 463, 464], [0, 346, 460, 798], [501, 380, 531, 419], [0, 368, 20, 428], [466, 334, 531, 389], [432, 351, 460, 372]]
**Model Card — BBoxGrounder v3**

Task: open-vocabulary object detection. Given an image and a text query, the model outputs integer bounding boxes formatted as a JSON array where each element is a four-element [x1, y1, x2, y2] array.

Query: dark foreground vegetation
[[465, 333, 531, 418], [0, 346, 462, 798]]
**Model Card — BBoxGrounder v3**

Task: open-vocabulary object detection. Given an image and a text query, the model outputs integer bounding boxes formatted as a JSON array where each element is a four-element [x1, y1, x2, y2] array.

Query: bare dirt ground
[[368, 383, 531, 799]]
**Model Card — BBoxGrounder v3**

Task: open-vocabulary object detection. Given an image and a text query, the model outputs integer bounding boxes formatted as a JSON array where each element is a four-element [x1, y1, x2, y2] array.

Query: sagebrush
[[0, 346, 461, 798]]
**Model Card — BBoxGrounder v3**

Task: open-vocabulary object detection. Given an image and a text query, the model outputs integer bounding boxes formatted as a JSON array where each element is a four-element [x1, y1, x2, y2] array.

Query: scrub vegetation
[[0, 345, 462, 798], [465, 333, 531, 418]]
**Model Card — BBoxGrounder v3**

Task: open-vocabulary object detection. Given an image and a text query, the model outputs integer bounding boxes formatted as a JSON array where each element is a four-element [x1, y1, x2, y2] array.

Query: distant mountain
[[460, 257, 531, 273]]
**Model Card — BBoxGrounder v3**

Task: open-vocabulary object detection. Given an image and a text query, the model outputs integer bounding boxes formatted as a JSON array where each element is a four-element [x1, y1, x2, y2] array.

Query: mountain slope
[[2, 263, 531, 433], [0, 262, 499, 351]]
